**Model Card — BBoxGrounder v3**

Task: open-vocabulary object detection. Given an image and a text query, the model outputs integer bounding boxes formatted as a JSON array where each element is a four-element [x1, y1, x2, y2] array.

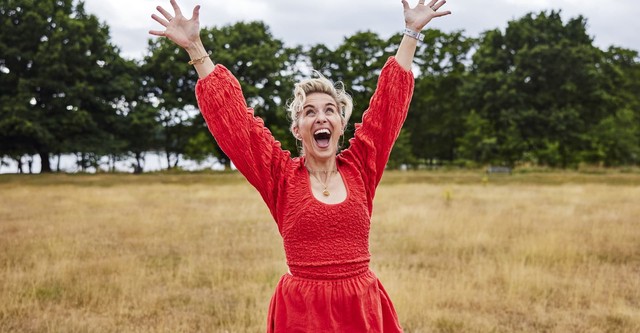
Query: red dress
[[195, 57, 414, 332]]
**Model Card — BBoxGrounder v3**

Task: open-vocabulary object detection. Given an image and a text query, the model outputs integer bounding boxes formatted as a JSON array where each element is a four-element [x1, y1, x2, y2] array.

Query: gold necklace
[[305, 164, 337, 197]]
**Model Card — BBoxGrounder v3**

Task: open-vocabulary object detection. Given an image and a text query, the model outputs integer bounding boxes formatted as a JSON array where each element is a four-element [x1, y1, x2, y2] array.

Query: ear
[[292, 125, 301, 140]]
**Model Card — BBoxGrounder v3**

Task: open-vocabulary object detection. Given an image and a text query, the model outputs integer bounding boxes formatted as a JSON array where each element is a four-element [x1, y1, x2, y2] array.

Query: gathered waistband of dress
[[287, 260, 370, 280], [285, 267, 375, 284]]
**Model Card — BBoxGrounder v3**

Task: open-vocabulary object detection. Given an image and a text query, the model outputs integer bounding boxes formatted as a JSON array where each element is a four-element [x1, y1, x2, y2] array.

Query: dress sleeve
[[195, 64, 289, 216], [341, 56, 414, 199]]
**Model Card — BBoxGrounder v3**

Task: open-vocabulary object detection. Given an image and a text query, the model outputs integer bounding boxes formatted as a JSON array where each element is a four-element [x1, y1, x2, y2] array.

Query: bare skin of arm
[[396, 0, 452, 71]]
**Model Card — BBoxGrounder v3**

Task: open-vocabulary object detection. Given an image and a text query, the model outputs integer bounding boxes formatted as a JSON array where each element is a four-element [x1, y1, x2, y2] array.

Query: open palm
[[149, 0, 201, 49], [402, 0, 451, 31]]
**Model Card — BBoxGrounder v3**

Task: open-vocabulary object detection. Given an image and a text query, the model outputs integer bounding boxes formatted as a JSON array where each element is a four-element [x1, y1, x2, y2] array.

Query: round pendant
[[322, 190, 330, 196]]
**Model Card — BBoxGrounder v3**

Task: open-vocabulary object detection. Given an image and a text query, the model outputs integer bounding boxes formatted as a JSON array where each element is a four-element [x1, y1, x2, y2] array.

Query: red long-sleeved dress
[[195, 56, 414, 332]]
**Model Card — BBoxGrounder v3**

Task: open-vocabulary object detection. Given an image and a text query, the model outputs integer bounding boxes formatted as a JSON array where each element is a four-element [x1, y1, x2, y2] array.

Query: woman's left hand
[[401, 0, 451, 31]]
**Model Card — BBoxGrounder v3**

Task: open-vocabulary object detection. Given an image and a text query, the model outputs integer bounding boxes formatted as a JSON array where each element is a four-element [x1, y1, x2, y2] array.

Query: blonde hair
[[287, 71, 353, 138]]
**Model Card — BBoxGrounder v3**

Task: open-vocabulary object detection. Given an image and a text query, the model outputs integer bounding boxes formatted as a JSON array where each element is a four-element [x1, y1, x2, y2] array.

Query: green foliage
[[184, 130, 215, 163], [407, 29, 475, 165], [587, 109, 640, 166], [457, 110, 497, 163], [0, 0, 133, 172], [388, 130, 416, 169], [463, 10, 637, 168], [141, 22, 297, 168]]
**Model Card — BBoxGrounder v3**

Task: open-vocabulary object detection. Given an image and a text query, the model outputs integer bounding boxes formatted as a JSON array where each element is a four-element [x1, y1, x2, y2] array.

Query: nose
[[315, 111, 328, 123]]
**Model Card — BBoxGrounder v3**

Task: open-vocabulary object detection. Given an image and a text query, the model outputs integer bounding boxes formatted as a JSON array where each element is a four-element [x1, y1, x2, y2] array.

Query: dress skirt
[[267, 269, 403, 333]]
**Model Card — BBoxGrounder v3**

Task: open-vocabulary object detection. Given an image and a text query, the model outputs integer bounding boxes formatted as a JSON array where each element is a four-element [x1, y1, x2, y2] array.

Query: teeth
[[314, 128, 331, 135]]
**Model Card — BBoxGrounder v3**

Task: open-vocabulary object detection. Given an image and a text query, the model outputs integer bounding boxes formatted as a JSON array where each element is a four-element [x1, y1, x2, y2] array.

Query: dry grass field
[[0, 170, 639, 333]]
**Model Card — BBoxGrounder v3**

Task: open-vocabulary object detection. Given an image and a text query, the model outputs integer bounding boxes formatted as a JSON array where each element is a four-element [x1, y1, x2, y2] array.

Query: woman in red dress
[[150, 1, 451, 331]]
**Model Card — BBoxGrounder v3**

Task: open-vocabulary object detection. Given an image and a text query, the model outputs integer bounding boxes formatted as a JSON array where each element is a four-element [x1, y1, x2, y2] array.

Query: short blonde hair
[[287, 72, 353, 137]]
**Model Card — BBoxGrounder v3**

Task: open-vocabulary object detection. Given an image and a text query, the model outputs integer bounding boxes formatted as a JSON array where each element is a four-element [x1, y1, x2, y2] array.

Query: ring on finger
[[430, 6, 437, 11]]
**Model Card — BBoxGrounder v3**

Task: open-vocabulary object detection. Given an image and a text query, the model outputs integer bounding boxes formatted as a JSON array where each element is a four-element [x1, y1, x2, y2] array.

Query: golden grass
[[1, 171, 639, 332]]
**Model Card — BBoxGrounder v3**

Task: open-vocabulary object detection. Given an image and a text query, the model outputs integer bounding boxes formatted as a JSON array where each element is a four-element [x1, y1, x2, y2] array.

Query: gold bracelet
[[188, 54, 210, 65]]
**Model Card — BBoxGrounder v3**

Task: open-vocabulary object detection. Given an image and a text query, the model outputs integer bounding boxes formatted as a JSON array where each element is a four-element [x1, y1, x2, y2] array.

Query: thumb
[[192, 5, 200, 21]]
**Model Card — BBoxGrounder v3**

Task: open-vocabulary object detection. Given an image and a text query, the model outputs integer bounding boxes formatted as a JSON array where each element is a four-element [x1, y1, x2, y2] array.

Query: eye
[[304, 109, 316, 116], [325, 108, 335, 115]]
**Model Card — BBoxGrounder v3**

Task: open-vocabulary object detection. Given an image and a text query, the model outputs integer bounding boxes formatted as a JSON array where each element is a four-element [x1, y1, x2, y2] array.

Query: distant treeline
[[1, 0, 639, 173]]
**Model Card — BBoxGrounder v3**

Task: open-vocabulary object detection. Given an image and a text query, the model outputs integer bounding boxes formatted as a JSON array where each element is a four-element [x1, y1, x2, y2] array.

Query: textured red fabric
[[195, 57, 414, 332], [267, 270, 402, 333]]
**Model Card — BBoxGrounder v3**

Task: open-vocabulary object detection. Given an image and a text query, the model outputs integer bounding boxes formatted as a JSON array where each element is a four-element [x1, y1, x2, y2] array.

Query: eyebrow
[[303, 102, 338, 109]]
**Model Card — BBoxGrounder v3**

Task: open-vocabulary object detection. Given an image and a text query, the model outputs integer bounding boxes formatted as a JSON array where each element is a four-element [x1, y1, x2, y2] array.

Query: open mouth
[[313, 128, 332, 149]]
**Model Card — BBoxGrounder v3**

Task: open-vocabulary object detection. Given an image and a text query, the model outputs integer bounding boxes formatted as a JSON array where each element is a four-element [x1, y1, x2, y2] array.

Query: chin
[[308, 148, 336, 159]]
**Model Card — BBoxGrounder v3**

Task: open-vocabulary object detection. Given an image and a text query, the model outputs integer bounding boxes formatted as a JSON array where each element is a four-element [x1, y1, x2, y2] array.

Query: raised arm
[[149, 0, 214, 78], [342, 1, 451, 198], [148, 1, 288, 217], [396, 0, 452, 70]]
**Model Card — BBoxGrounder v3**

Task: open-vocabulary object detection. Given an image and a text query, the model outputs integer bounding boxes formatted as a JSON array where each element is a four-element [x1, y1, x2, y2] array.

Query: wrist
[[185, 40, 211, 65], [403, 27, 424, 42], [185, 40, 206, 56], [405, 24, 423, 32]]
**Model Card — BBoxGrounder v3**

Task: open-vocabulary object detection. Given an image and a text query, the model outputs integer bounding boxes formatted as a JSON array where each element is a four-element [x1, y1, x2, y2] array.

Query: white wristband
[[403, 28, 425, 42]]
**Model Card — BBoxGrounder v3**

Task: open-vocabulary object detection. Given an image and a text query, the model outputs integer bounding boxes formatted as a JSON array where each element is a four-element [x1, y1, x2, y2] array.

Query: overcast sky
[[83, 0, 639, 60]]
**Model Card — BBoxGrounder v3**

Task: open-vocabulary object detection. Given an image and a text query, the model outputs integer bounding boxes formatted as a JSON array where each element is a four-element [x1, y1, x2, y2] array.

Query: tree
[[143, 21, 298, 169], [465, 11, 606, 167], [587, 47, 640, 166], [456, 110, 497, 164], [108, 61, 163, 173], [405, 29, 475, 165], [0, 0, 131, 172], [141, 37, 195, 169], [587, 109, 639, 166], [387, 130, 416, 169]]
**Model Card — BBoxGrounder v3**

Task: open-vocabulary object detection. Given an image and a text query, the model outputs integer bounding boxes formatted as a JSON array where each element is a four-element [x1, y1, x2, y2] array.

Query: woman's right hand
[[149, 0, 201, 50]]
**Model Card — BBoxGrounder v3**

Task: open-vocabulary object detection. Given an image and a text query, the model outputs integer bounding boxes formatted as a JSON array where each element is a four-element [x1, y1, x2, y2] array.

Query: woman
[[150, 1, 450, 331]]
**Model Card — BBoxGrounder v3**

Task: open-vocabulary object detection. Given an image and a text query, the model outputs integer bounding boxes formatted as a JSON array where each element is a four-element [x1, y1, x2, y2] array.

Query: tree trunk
[[110, 154, 115, 173], [173, 154, 180, 169], [56, 153, 61, 172], [27, 156, 33, 174], [16, 157, 23, 174], [78, 152, 86, 172], [134, 152, 144, 174], [560, 144, 568, 169], [39, 152, 52, 173]]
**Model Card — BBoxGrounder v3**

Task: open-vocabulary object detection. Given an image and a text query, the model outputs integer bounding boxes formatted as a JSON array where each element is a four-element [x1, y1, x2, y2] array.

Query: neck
[[304, 155, 337, 173]]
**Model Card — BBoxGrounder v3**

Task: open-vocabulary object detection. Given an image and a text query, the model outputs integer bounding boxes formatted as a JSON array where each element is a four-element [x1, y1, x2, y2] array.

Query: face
[[293, 93, 344, 160]]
